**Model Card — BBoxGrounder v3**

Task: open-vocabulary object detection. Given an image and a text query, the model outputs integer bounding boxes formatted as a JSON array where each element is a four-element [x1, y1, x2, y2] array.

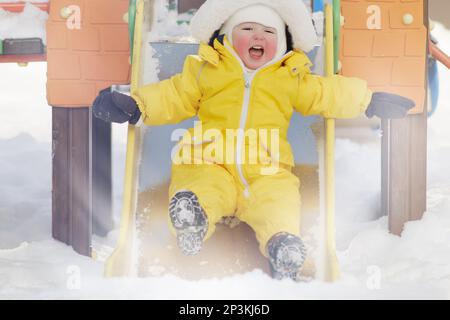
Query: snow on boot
[[267, 233, 307, 281], [169, 191, 208, 256]]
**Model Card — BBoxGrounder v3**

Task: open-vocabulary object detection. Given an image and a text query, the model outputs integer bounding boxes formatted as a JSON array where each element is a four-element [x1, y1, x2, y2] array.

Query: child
[[93, 0, 414, 280]]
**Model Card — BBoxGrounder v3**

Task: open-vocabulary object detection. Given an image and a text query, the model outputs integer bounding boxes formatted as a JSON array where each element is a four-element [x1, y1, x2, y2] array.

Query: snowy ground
[[0, 22, 449, 299]]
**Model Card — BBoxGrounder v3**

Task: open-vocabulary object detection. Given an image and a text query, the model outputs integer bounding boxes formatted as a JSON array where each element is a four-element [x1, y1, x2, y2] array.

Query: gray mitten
[[92, 87, 141, 125], [365, 92, 415, 119]]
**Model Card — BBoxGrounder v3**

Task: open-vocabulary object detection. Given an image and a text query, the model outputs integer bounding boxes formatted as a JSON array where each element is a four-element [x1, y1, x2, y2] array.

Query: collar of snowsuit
[[198, 36, 313, 77]]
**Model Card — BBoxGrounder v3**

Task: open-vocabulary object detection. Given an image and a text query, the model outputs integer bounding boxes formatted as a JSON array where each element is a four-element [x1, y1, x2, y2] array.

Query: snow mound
[[0, 2, 48, 44]]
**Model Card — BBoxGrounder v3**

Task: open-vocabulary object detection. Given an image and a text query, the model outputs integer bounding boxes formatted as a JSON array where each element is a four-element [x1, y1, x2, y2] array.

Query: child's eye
[[242, 27, 253, 31], [265, 30, 275, 34]]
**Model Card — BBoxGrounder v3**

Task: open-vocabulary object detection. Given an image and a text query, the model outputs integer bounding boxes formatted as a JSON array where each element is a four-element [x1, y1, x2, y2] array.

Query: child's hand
[[365, 92, 415, 119], [92, 87, 141, 125]]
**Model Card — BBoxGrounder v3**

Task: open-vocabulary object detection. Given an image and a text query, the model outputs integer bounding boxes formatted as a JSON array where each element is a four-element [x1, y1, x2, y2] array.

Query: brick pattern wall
[[46, 0, 131, 107], [340, 0, 427, 114]]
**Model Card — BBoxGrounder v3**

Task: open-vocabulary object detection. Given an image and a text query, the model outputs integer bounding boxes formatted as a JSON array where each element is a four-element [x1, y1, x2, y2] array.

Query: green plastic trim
[[0, 40, 3, 55], [128, 0, 137, 63], [333, 0, 340, 73]]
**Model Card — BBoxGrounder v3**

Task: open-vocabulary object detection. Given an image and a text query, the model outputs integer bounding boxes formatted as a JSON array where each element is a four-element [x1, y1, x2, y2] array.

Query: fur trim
[[190, 0, 318, 53]]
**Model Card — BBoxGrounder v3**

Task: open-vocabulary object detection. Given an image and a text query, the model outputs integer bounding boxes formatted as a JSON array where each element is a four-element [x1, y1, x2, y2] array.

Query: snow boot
[[169, 190, 209, 256], [267, 233, 307, 281]]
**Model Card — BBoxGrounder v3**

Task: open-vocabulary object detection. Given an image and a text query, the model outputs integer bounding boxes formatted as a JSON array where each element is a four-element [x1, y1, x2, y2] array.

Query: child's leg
[[169, 163, 238, 255], [236, 165, 306, 279]]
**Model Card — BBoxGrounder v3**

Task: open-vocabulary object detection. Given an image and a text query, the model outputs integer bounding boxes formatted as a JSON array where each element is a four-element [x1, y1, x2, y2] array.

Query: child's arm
[[294, 72, 415, 119], [131, 55, 204, 126], [294, 72, 372, 119]]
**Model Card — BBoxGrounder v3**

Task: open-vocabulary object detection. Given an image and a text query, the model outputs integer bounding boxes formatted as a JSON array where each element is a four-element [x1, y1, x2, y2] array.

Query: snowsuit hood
[[190, 0, 319, 53]]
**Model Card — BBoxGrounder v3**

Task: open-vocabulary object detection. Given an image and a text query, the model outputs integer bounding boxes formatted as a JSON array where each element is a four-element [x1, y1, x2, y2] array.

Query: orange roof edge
[[0, 1, 49, 13], [0, 54, 47, 64]]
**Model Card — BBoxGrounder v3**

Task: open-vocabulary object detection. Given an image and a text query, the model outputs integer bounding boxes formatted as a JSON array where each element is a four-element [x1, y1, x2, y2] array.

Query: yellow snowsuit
[[132, 37, 372, 256]]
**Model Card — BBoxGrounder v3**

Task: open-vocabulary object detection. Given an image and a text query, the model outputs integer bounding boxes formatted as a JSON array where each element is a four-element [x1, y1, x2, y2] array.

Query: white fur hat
[[191, 0, 318, 53], [219, 4, 287, 61]]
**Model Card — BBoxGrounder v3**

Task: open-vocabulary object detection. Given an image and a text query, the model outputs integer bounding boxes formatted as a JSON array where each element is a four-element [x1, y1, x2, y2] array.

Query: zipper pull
[[244, 73, 251, 88]]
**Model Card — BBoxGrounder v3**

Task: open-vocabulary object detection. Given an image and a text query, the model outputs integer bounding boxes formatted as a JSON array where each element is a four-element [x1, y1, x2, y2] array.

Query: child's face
[[232, 22, 278, 70]]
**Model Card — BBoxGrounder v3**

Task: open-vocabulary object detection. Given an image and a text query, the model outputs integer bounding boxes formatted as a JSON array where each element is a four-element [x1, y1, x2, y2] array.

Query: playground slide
[[105, 0, 339, 281]]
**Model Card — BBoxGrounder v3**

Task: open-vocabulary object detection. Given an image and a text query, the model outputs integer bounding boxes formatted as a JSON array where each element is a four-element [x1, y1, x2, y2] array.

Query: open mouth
[[249, 45, 265, 59]]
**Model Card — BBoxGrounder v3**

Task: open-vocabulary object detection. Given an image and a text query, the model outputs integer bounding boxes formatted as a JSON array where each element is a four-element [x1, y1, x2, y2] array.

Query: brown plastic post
[[52, 107, 113, 256], [382, 0, 428, 235], [70, 108, 92, 256], [92, 113, 113, 237], [340, 0, 428, 235], [48, 0, 129, 256], [52, 108, 91, 256], [52, 108, 71, 245]]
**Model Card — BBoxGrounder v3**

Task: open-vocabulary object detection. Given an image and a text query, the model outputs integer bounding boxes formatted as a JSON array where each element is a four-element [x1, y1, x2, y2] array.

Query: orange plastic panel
[[86, 0, 129, 24], [80, 54, 130, 81], [69, 28, 101, 51], [341, 57, 393, 86], [47, 80, 96, 106], [101, 27, 130, 52], [389, 2, 422, 29], [46, 0, 131, 107], [342, 2, 390, 30], [343, 31, 373, 56], [48, 0, 85, 23], [47, 51, 81, 79], [392, 57, 426, 86], [340, 0, 427, 114], [46, 22, 69, 49], [372, 31, 405, 57], [405, 29, 427, 56]]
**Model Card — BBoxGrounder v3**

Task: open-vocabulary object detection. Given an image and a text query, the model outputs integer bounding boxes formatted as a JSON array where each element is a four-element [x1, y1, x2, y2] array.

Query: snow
[[0, 2, 48, 44], [1, 10, 450, 300], [148, 0, 195, 42]]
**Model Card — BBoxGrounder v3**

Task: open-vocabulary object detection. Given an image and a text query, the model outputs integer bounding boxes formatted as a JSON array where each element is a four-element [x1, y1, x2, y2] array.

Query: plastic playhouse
[[1, 0, 449, 281]]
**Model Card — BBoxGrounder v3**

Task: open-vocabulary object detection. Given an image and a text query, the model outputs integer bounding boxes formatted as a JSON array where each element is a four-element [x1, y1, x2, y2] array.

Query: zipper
[[237, 72, 254, 198], [224, 43, 292, 198]]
